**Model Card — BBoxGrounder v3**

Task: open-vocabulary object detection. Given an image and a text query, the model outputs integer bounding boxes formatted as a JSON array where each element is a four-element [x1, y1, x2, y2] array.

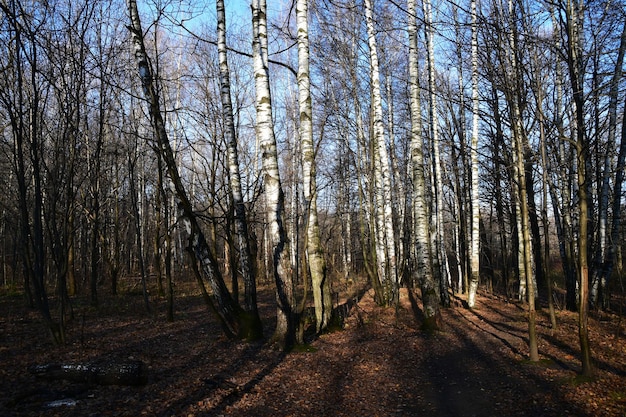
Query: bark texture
[[364, 0, 398, 306], [408, 0, 440, 330], [296, 0, 332, 333], [467, 0, 480, 309], [29, 360, 147, 386], [217, 0, 263, 340], [251, 0, 295, 349]]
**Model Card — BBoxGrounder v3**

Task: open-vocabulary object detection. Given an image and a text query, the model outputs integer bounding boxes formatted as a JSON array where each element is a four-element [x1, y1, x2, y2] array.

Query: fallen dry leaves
[[1, 283, 625, 417]]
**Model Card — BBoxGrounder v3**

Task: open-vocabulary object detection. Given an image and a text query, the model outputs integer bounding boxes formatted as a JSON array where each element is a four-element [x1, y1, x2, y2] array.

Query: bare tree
[[297, 0, 332, 333], [0, 0, 63, 344], [364, 0, 399, 306], [563, 0, 593, 376], [217, 0, 263, 340], [408, 0, 440, 330], [251, 0, 296, 348], [126, 0, 253, 339]]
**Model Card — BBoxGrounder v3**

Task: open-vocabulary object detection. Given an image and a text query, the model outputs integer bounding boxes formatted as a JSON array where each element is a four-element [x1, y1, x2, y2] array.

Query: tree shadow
[[456, 308, 526, 358], [542, 332, 626, 377], [451, 292, 470, 309], [407, 287, 426, 325], [200, 345, 286, 416], [421, 317, 593, 417]]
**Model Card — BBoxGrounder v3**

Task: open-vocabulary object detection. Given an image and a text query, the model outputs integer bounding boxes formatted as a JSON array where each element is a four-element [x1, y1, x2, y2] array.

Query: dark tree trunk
[[126, 0, 251, 339]]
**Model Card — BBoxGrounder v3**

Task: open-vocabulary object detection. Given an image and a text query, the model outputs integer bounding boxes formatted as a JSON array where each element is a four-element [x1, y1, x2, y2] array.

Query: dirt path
[[1, 287, 625, 416]]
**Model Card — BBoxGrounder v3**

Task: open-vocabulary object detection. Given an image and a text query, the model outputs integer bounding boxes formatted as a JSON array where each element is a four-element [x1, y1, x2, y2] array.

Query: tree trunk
[[564, 0, 593, 376], [251, 0, 296, 349], [591, 22, 626, 309], [534, 68, 558, 330], [156, 154, 175, 322], [126, 0, 244, 339], [1, 5, 63, 343], [296, 0, 332, 333], [505, 0, 538, 361], [217, 0, 262, 340], [467, 0, 480, 308], [408, 0, 441, 330], [513, 119, 539, 362], [545, 9, 579, 312], [30, 360, 147, 386], [364, 0, 398, 306], [128, 148, 150, 313], [422, 0, 450, 308]]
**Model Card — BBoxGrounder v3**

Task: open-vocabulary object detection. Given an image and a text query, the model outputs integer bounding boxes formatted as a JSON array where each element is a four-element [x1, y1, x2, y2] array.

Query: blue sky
[[226, 0, 250, 18]]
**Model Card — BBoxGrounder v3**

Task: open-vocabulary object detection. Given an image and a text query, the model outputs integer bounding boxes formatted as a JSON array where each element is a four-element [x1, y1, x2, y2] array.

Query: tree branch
[[162, 14, 298, 78]]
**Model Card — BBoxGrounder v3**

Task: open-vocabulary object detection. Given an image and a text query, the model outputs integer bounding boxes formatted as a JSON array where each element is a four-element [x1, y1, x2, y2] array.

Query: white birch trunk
[[216, 0, 262, 339], [297, 0, 332, 332], [423, 0, 450, 306], [126, 0, 242, 338], [251, 0, 295, 348], [409, 0, 440, 329], [364, 0, 398, 305], [467, 0, 481, 308]]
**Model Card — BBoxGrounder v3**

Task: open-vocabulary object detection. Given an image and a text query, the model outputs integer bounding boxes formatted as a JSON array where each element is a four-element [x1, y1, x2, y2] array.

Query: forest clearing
[[1, 282, 625, 417]]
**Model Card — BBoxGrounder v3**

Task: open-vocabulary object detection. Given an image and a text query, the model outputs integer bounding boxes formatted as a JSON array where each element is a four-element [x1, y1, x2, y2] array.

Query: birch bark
[[251, 0, 296, 348], [216, 0, 263, 340], [364, 0, 398, 306], [409, 0, 440, 330], [296, 0, 332, 333], [422, 0, 450, 306], [467, 0, 481, 308]]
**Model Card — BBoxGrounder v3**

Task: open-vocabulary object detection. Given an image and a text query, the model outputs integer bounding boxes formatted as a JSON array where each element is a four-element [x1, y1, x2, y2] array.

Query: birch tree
[[217, 0, 263, 339], [364, 0, 399, 306], [251, 0, 296, 348], [467, 0, 481, 309], [126, 0, 257, 340], [297, 0, 332, 333], [408, 0, 440, 330]]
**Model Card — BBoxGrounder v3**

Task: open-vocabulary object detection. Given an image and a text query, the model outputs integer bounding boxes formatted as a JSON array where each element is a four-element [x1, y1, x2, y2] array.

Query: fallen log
[[29, 360, 147, 386]]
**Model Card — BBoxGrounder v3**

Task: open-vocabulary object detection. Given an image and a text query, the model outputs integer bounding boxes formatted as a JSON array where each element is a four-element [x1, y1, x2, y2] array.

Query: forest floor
[[1, 280, 626, 417]]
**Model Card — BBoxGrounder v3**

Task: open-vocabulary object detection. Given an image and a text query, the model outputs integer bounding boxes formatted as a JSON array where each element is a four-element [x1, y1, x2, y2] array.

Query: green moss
[[557, 374, 596, 386], [289, 343, 318, 353], [609, 391, 626, 402], [520, 358, 556, 368]]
